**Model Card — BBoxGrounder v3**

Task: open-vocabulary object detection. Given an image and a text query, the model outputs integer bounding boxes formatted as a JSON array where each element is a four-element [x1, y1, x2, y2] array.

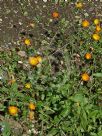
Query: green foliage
[[0, 0, 102, 136], [0, 122, 11, 136]]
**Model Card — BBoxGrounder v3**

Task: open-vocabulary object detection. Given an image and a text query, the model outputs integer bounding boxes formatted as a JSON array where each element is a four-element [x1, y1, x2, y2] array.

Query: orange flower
[[29, 103, 36, 110], [96, 25, 101, 32], [29, 57, 39, 66], [52, 12, 59, 18], [85, 53, 92, 60], [92, 33, 100, 41], [82, 20, 90, 28], [8, 106, 18, 116], [81, 73, 90, 81]]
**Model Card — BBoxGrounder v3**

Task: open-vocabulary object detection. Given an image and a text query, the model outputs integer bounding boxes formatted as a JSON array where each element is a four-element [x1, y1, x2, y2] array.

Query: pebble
[[0, 18, 2, 22], [18, 51, 27, 57], [0, 76, 2, 80], [43, 0, 47, 2]]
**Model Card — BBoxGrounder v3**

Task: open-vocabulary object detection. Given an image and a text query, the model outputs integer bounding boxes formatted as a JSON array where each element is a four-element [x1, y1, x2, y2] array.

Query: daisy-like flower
[[8, 106, 18, 116]]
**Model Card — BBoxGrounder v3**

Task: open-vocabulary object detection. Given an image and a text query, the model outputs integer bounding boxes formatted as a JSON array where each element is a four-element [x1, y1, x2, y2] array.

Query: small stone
[[43, 0, 47, 2], [18, 51, 27, 57], [84, 12, 89, 17], [0, 76, 2, 80], [18, 61, 23, 64], [0, 18, 2, 22], [29, 23, 35, 28], [19, 22, 23, 25]]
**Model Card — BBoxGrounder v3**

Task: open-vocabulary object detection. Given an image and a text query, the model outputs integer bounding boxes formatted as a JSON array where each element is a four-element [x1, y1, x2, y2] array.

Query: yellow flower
[[94, 19, 100, 25], [81, 73, 90, 81], [96, 25, 101, 32], [29, 57, 39, 66], [24, 39, 31, 46], [75, 2, 83, 8], [29, 103, 36, 110], [8, 106, 18, 116], [92, 33, 100, 41], [36, 56, 42, 63], [25, 83, 31, 89], [82, 20, 90, 28]]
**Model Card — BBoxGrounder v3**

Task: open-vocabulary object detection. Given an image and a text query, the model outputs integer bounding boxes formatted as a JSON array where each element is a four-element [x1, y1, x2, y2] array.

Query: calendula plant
[[0, 0, 102, 136]]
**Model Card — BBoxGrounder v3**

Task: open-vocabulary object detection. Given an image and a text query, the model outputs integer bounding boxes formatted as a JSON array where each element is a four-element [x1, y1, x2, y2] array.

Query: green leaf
[[59, 107, 70, 118], [47, 128, 58, 136], [97, 130, 102, 136], [0, 121, 11, 136], [80, 110, 88, 130], [89, 110, 99, 120], [11, 83, 18, 92], [53, 116, 60, 124], [93, 73, 102, 77], [70, 93, 88, 105]]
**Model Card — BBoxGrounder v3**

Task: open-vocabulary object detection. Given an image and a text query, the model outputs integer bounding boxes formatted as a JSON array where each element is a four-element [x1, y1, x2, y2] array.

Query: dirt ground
[[0, 0, 102, 50]]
